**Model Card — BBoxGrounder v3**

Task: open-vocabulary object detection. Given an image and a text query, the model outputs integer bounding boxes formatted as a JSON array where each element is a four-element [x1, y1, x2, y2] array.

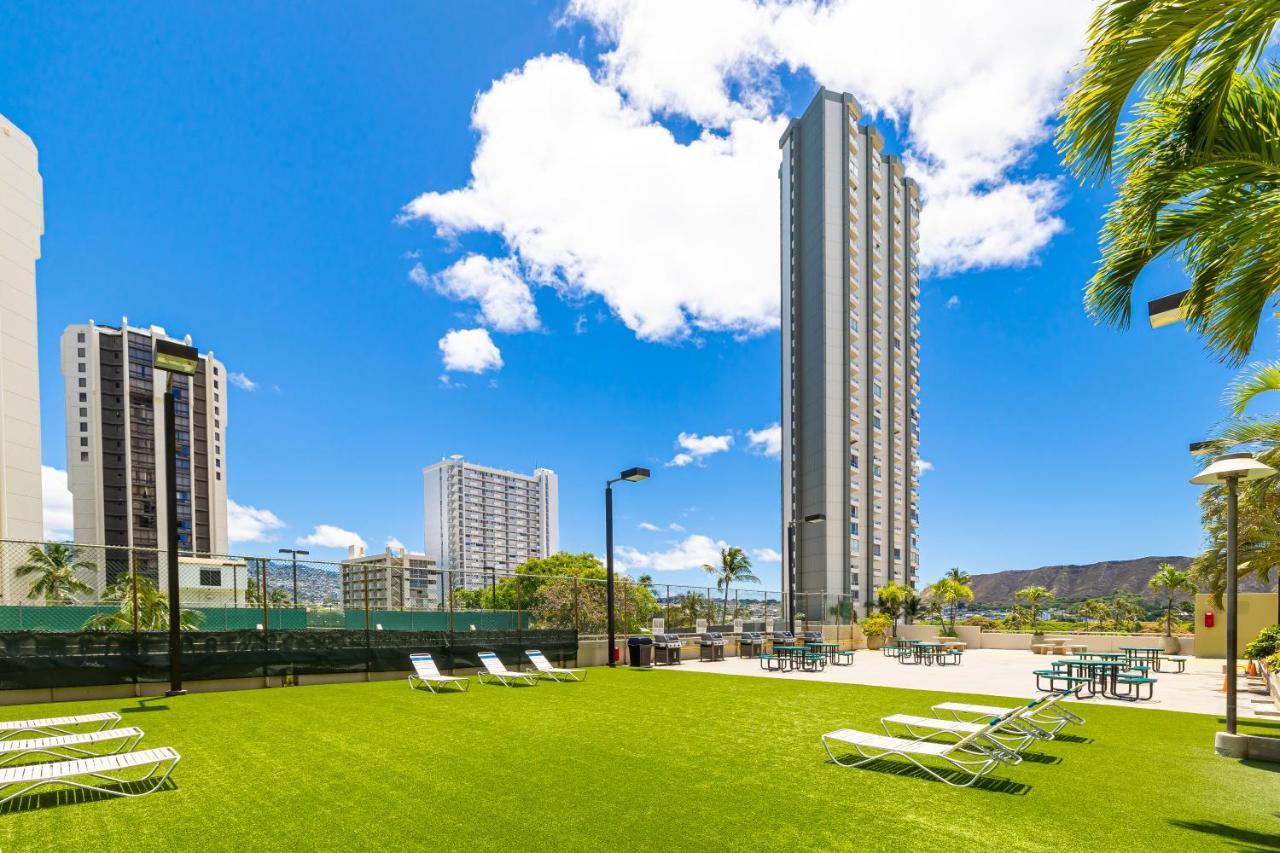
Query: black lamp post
[[1191, 452, 1276, 749], [606, 467, 650, 667], [153, 338, 200, 698], [786, 513, 825, 630], [278, 548, 310, 606]]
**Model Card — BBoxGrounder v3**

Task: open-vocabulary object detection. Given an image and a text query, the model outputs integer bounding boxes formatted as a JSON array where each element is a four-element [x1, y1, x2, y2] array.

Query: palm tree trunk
[[722, 584, 730, 625]]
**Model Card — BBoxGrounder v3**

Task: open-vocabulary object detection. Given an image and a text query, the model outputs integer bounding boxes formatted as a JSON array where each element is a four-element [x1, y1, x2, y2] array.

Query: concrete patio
[[667, 648, 1276, 718]]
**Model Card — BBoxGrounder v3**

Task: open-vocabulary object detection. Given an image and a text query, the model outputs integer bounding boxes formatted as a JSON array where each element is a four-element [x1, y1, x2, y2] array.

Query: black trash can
[[627, 635, 653, 667]]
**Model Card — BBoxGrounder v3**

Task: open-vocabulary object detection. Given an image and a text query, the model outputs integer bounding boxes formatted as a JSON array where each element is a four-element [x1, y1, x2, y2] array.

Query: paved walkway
[[667, 648, 1276, 718]]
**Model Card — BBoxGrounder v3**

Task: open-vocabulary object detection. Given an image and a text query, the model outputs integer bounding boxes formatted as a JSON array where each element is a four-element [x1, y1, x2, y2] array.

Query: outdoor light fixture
[[279, 548, 311, 607], [787, 513, 826, 631], [605, 467, 650, 667], [152, 338, 200, 697], [1147, 289, 1190, 329], [1191, 451, 1276, 755]]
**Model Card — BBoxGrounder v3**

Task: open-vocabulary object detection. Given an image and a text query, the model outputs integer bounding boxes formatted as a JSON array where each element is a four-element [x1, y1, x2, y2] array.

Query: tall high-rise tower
[[60, 321, 229, 589], [780, 89, 921, 621], [0, 115, 45, 545]]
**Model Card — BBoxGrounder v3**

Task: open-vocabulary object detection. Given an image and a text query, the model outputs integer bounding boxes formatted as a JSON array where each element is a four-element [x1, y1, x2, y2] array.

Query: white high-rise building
[[423, 455, 558, 587], [0, 115, 44, 547], [340, 544, 440, 610], [780, 90, 921, 621], [60, 321, 229, 590]]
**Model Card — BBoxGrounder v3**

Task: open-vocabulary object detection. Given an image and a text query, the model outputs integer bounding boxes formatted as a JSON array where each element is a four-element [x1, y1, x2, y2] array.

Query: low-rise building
[[340, 545, 439, 610]]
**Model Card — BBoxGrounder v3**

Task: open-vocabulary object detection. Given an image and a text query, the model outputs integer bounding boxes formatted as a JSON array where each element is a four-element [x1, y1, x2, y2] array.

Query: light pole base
[[164, 689, 188, 698], [1214, 731, 1247, 758]]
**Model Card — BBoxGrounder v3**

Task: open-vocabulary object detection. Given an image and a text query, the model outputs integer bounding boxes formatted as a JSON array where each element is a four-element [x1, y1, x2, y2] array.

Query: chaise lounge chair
[[821, 718, 1019, 787], [932, 692, 1084, 736], [0, 746, 181, 807], [0, 727, 145, 767], [0, 712, 120, 741], [477, 652, 539, 687], [525, 650, 585, 682], [408, 652, 470, 693], [880, 704, 1048, 754]]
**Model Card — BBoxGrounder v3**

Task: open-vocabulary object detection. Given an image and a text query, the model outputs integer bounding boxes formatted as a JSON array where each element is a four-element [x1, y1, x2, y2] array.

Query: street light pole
[[1191, 451, 1276, 753], [279, 549, 310, 607], [606, 467, 650, 668], [786, 513, 825, 631], [152, 338, 199, 699]]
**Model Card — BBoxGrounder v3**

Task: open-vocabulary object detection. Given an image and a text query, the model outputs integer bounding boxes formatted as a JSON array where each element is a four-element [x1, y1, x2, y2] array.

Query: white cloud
[[945, 295, 960, 309], [41, 465, 73, 540], [746, 423, 781, 458], [668, 522, 685, 532], [915, 458, 934, 475], [614, 533, 727, 572], [401, 3, 1090, 343], [298, 524, 367, 550], [227, 499, 287, 544], [385, 536, 406, 551], [438, 328, 503, 373], [752, 547, 782, 563], [638, 521, 661, 531], [417, 255, 540, 333], [229, 372, 257, 391], [666, 431, 734, 467]]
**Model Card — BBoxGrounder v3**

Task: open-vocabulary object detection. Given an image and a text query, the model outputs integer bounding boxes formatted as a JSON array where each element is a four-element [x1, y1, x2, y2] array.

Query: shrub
[[860, 612, 892, 639], [1244, 625, 1280, 660]]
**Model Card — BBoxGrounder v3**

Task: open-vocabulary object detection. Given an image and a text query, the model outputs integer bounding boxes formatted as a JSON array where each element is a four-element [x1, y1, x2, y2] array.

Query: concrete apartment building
[[780, 89, 921, 621], [423, 455, 558, 588], [0, 115, 44, 550], [60, 320, 229, 590], [340, 544, 440, 610]]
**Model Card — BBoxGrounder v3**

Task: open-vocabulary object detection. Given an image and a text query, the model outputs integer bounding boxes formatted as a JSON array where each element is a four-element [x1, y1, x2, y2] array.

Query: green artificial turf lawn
[[1, 668, 1278, 852]]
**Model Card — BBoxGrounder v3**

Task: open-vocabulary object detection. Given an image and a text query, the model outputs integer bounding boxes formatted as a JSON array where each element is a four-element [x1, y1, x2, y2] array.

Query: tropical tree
[[1014, 586, 1055, 635], [927, 575, 974, 635], [901, 589, 921, 625], [1148, 562, 1198, 637], [15, 543, 95, 604], [1079, 598, 1112, 630], [1056, 0, 1280, 364], [875, 581, 907, 635], [703, 546, 759, 623], [678, 592, 713, 628], [84, 574, 204, 631]]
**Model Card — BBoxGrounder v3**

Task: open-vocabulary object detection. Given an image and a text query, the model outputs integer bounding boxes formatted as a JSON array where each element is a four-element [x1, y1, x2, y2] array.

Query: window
[[894, 548, 902, 561], [77, 347, 86, 357], [79, 407, 87, 417], [77, 332, 85, 343], [850, 454, 858, 469], [873, 544, 882, 557], [80, 437, 88, 447], [78, 363, 86, 373], [80, 452, 89, 462], [199, 569, 221, 587], [873, 383, 882, 398], [79, 422, 87, 432], [849, 522, 858, 536], [873, 416, 881, 430], [78, 378, 86, 388], [216, 472, 221, 481], [79, 392, 87, 402]]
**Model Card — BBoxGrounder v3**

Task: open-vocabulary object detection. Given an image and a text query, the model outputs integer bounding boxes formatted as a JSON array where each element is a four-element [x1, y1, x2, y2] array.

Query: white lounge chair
[[0, 746, 180, 807], [932, 693, 1084, 736], [525, 650, 585, 682], [0, 727, 145, 767], [477, 652, 538, 687], [821, 718, 1020, 787], [881, 704, 1047, 754], [408, 653, 470, 693], [0, 712, 120, 741]]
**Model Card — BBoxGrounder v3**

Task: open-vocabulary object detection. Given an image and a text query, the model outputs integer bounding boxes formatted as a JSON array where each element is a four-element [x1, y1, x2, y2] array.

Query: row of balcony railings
[[0, 539, 859, 639]]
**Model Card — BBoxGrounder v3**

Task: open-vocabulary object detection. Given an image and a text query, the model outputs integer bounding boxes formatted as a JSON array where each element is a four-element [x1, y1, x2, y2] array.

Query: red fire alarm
[[1204, 612, 1215, 629]]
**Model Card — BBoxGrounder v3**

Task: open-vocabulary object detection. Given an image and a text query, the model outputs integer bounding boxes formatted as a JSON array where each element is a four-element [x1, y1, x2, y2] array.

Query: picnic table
[[910, 641, 950, 666], [772, 645, 807, 670], [1053, 658, 1128, 698], [805, 642, 840, 664], [1120, 646, 1162, 666]]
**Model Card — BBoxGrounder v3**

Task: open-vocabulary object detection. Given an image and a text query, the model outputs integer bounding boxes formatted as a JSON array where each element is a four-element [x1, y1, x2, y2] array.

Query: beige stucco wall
[[1195, 592, 1278, 659]]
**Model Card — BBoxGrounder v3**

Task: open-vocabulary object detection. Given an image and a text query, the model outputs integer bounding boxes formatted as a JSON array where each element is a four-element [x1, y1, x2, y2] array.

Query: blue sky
[[1, 1, 1263, 590]]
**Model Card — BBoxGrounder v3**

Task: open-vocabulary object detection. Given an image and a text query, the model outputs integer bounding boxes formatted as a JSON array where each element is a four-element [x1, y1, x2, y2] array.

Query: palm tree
[[1148, 563, 1198, 637], [875, 581, 907, 636], [1059, 0, 1280, 183], [1015, 586, 1055, 635], [15, 543, 95, 604], [703, 546, 758, 624], [926, 576, 974, 635], [84, 574, 204, 631], [1079, 598, 1112, 631], [901, 589, 921, 625], [1078, 72, 1280, 363]]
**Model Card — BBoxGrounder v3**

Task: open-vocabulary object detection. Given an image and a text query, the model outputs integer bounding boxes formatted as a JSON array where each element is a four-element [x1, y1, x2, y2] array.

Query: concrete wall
[[960, 631, 1186, 653], [1195, 592, 1278, 659], [895, 624, 939, 641]]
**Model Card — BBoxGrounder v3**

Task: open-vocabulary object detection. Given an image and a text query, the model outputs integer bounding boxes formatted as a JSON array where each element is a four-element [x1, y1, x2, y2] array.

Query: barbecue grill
[[738, 631, 765, 659], [653, 633, 683, 666], [699, 632, 726, 662]]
